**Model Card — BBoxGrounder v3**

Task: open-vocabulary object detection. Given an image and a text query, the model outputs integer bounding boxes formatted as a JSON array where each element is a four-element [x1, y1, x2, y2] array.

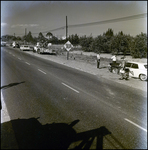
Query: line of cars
[[3, 41, 58, 55], [11, 41, 57, 55]]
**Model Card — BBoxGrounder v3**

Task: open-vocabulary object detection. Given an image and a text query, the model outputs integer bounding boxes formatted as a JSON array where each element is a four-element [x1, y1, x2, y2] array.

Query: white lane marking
[[38, 69, 46, 74], [18, 58, 21, 60], [13, 54, 15, 57], [125, 118, 147, 132], [62, 82, 79, 93], [25, 62, 30, 65], [1, 92, 11, 123]]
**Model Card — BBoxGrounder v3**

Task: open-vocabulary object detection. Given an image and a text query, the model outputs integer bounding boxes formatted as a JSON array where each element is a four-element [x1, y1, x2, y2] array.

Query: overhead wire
[[68, 13, 147, 28], [14, 13, 147, 36]]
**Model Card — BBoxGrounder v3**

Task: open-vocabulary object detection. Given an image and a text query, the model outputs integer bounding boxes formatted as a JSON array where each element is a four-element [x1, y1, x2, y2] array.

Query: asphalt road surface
[[1, 46, 147, 149]]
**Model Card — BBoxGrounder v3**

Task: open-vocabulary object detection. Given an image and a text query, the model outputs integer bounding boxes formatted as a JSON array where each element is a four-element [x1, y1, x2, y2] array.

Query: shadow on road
[[1, 117, 125, 149], [1, 81, 25, 90], [39, 53, 57, 55], [98, 66, 108, 69]]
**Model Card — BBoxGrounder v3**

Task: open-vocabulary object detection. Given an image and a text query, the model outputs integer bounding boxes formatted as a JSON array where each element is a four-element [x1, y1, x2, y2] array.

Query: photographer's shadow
[[1, 117, 112, 149]]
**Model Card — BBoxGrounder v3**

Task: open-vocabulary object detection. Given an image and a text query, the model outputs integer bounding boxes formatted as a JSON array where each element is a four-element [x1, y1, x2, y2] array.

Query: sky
[[1, 1, 147, 38]]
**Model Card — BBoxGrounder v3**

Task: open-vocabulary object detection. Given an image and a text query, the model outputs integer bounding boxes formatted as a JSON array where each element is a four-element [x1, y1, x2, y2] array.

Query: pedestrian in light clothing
[[111, 55, 117, 64], [120, 56, 126, 68], [118, 56, 126, 74], [97, 53, 100, 68], [110, 54, 117, 72]]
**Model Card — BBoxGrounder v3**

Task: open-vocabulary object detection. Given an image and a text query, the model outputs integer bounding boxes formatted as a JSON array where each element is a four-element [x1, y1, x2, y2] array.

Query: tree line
[[79, 29, 147, 58], [1, 28, 147, 58]]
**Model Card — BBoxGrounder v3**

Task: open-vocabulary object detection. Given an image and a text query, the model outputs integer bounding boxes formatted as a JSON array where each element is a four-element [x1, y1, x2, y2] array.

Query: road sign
[[64, 41, 73, 51]]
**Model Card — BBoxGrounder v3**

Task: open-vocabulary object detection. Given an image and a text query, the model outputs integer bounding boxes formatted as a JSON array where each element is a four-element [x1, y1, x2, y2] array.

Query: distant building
[[62, 36, 66, 40]]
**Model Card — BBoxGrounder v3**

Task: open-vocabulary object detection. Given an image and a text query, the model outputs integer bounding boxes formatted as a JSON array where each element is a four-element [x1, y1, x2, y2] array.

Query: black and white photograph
[[1, 1, 147, 149]]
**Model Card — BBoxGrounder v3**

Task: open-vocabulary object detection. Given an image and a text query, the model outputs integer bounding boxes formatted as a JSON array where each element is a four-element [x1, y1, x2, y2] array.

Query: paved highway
[[1, 46, 147, 149]]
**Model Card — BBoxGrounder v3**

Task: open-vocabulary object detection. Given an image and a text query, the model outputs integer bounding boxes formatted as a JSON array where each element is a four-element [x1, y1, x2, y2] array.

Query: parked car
[[1, 41, 6, 47], [29, 45, 34, 51], [20, 45, 30, 51], [125, 61, 147, 81], [36, 47, 57, 55]]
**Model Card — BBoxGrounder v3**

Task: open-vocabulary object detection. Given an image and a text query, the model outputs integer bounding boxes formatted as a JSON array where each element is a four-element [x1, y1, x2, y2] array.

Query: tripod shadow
[[1, 117, 124, 149], [72, 126, 111, 149]]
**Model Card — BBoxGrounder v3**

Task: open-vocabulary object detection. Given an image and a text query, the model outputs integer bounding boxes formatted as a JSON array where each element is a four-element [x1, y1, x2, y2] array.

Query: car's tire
[[139, 74, 147, 81]]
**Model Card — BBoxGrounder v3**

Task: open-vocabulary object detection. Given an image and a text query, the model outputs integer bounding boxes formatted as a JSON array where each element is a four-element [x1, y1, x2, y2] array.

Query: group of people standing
[[96, 53, 126, 69], [96, 53, 129, 80], [96, 53, 118, 69]]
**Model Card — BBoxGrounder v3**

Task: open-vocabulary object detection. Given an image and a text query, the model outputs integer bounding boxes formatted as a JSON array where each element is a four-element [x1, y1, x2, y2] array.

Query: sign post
[[64, 41, 73, 60]]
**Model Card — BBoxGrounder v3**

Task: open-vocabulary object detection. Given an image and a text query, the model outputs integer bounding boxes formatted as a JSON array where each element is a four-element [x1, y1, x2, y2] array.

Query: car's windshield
[[144, 65, 147, 69], [125, 62, 132, 67]]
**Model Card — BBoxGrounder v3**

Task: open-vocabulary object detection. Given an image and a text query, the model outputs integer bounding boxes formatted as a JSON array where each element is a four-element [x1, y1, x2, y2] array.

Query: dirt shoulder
[[26, 50, 147, 93]]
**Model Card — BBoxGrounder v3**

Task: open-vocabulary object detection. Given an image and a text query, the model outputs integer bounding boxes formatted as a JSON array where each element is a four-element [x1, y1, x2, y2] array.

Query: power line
[[14, 13, 147, 36], [68, 13, 147, 28], [41, 13, 147, 33]]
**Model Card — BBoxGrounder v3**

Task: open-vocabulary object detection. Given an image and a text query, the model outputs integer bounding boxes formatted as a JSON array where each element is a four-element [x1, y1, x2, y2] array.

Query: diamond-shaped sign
[[64, 41, 73, 51]]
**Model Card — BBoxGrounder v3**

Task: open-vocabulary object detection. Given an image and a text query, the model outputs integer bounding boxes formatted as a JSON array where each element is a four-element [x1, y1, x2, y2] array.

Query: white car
[[20, 45, 30, 51], [125, 61, 147, 81], [1, 41, 6, 46]]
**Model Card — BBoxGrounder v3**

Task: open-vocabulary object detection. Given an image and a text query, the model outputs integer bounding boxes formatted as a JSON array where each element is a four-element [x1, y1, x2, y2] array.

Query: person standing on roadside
[[97, 53, 100, 69], [120, 56, 126, 68], [111, 55, 117, 64], [119, 56, 131, 80], [110, 54, 117, 72], [118, 56, 126, 74]]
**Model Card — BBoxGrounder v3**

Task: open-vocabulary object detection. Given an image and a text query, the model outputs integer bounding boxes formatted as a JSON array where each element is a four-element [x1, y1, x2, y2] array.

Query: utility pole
[[25, 28, 27, 44], [25, 28, 27, 36], [66, 16, 69, 60], [14, 33, 15, 41], [66, 16, 68, 40]]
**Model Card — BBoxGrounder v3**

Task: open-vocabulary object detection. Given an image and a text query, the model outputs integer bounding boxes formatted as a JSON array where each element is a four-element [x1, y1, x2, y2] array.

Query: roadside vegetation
[[1, 28, 147, 58]]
